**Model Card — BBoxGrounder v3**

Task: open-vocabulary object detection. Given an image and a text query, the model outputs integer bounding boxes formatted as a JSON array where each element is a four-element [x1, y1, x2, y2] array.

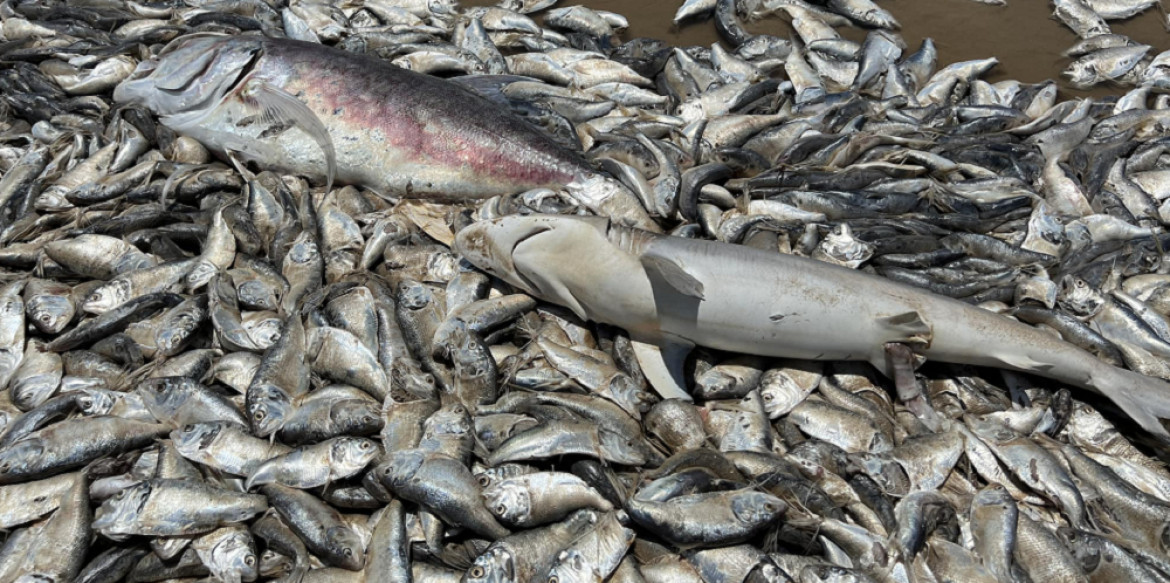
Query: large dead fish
[[456, 214, 1170, 438], [113, 34, 654, 229]]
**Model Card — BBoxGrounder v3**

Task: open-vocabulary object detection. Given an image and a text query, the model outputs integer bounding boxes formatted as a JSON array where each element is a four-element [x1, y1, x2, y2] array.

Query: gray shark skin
[[455, 214, 1170, 439]]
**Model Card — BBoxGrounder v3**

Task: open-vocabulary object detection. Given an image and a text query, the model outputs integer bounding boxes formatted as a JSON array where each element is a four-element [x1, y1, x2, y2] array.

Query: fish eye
[[550, 577, 559, 583], [253, 411, 266, 421], [182, 424, 194, 432], [359, 442, 372, 450], [496, 505, 506, 514], [343, 548, 353, 557], [470, 566, 485, 578], [478, 475, 490, 487], [245, 556, 256, 566]]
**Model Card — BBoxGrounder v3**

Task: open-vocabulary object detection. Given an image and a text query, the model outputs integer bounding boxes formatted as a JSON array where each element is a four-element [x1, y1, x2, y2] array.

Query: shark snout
[[455, 218, 554, 282]]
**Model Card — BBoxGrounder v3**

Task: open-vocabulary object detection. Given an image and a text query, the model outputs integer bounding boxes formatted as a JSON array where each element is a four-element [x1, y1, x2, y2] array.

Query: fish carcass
[[114, 34, 655, 229]]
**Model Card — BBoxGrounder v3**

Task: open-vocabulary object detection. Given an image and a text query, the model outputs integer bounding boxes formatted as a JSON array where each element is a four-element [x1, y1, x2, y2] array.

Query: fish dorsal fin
[[632, 337, 694, 401], [241, 79, 337, 192], [641, 253, 705, 301]]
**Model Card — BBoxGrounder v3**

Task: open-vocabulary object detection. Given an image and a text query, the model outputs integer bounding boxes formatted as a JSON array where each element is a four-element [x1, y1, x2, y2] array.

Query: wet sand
[[468, 0, 1170, 99]]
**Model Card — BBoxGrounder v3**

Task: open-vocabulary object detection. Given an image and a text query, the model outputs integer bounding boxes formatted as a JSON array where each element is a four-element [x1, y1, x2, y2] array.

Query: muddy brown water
[[468, 0, 1170, 100]]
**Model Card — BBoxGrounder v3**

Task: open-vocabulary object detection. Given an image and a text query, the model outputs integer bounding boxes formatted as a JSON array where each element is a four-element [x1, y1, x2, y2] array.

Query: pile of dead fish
[[734, 0, 1170, 92], [2, 0, 1170, 582]]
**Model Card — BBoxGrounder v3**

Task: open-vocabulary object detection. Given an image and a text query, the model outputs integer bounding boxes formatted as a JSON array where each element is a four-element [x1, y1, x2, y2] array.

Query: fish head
[[482, 480, 530, 525], [424, 404, 472, 438], [1056, 275, 1105, 318], [172, 422, 223, 456], [113, 33, 262, 116], [206, 528, 259, 583], [731, 491, 786, 526], [454, 215, 610, 319], [137, 376, 196, 413], [325, 525, 365, 571], [750, 563, 790, 583], [185, 261, 219, 291], [606, 375, 655, 416], [466, 547, 514, 583], [155, 326, 192, 358], [27, 296, 72, 334], [236, 279, 278, 310], [76, 388, 117, 416], [395, 279, 436, 310], [242, 314, 282, 349], [82, 279, 131, 315], [330, 437, 379, 473], [92, 480, 152, 540], [971, 483, 1012, 508], [799, 564, 864, 583], [379, 449, 425, 488], [548, 549, 601, 583], [333, 399, 382, 430], [247, 384, 292, 437], [1063, 61, 1098, 88], [0, 437, 43, 481], [286, 234, 320, 265], [1055, 528, 1101, 573], [848, 453, 910, 497], [258, 549, 292, 578]]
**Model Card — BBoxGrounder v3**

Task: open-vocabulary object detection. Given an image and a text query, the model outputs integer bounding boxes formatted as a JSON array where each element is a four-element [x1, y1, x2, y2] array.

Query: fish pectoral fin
[[641, 254, 705, 300], [877, 310, 933, 349], [242, 80, 336, 192], [632, 337, 694, 401]]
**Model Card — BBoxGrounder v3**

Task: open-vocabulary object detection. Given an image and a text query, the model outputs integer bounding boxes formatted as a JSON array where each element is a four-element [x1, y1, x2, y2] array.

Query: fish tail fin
[[1093, 365, 1170, 440]]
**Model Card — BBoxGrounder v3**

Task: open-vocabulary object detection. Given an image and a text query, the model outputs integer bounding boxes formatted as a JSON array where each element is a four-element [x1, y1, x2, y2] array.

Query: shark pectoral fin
[[877, 310, 933, 349], [510, 242, 590, 321], [641, 254, 705, 300], [632, 338, 694, 401], [242, 80, 337, 192], [532, 276, 588, 322]]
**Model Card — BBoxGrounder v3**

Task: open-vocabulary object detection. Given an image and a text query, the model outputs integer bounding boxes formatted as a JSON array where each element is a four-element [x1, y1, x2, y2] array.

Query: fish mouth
[[113, 33, 262, 117], [455, 220, 550, 282], [508, 225, 552, 257]]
